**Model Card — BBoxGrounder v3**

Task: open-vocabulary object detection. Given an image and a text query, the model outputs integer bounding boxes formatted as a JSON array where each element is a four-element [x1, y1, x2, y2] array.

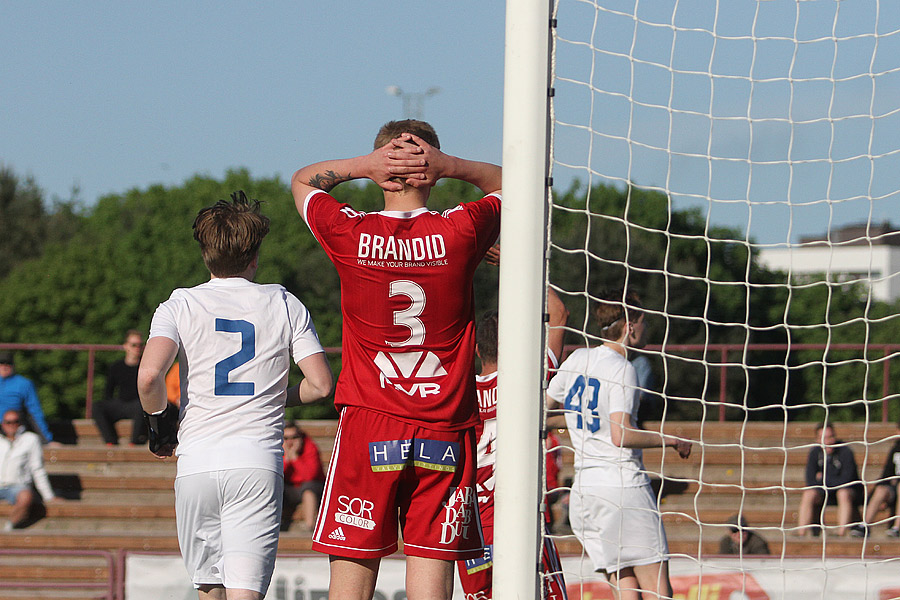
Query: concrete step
[[0, 592, 111, 600], [60, 418, 339, 447], [650, 420, 899, 446], [0, 562, 110, 582], [550, 530, 900, 558], [0, 550, 115, 600], [19, 418, 896, 564], [0, 502, 174, 520], [0, 530, 315, 554]]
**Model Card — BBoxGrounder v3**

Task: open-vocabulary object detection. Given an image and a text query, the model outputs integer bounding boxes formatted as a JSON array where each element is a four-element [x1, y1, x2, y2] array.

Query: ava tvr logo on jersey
[[335, 495, 376, 530], [374, 350, 446, 397]]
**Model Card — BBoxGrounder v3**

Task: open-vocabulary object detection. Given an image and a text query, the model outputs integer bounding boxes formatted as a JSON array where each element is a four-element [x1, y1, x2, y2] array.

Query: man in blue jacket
[[0, 352, 54, 444]]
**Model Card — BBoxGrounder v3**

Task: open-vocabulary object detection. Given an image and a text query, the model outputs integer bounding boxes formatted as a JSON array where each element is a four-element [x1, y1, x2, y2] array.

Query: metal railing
[[1, 342, 896, 422], [0, 342, 342, 418], [560, 342, 899, 422]]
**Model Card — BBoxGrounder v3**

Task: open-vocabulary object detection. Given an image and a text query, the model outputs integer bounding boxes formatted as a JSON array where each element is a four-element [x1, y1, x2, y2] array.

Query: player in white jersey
[[546, 289, 691, 600], [137, 192, 334, 600]]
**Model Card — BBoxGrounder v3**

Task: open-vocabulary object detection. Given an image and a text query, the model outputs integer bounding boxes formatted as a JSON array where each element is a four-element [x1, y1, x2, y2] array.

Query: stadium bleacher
[[1, 419, 898, 597]]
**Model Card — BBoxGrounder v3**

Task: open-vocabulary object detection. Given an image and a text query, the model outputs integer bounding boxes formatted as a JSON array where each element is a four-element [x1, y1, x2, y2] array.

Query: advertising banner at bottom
[[125, 553, 900, 600]]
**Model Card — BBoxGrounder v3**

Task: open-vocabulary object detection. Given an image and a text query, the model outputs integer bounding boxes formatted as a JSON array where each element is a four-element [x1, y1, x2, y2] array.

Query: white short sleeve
[[283, 290, 326, 364], [607, 360, 638, 417], [148, 293, 183, 345]]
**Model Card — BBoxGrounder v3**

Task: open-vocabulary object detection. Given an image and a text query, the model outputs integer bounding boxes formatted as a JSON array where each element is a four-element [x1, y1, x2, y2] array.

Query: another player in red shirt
[[457, 286, 569, 600], [291, 120, 501, 600]]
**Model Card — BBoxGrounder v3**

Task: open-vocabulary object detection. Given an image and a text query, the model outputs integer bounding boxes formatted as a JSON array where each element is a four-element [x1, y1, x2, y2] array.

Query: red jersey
[[302, 190, 501, 431], [472, 372, 499, 525], [472, 352, 561, 527]]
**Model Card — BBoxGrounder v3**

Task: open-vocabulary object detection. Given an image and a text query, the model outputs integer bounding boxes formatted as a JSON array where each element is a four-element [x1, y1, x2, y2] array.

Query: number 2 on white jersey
[[387, 280, 425, 347], [214, 318, 256, 396]]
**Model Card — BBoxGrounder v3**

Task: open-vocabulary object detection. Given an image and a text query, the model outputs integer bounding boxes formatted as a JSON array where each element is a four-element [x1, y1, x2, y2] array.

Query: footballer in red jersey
[[291, 120, 501, 600], [457, 289, 570, 600]]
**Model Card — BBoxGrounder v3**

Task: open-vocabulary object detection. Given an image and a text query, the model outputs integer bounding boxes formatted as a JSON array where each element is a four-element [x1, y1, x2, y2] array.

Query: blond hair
[[373, 119, 440, 150]]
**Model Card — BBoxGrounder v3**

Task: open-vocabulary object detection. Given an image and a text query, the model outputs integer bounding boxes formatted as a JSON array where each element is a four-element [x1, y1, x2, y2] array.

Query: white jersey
[[546, 345, 649, 488], [148, 277, 325, 478]]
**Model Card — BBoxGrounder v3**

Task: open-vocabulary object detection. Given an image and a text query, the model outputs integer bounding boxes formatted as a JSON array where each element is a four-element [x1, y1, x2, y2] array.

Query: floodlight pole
[[385, 86, 441, 120]]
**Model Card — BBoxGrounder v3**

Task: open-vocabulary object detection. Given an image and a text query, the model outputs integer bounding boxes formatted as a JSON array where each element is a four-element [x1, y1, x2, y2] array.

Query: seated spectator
[[0, 351, 55, 444], [93, 330, 148, 446], [797, 422, 864, 537], [282, 421, 325, 531], [719, 514, 770, 555], [862, 420, 900, 536], [0, 409, 60, 530]]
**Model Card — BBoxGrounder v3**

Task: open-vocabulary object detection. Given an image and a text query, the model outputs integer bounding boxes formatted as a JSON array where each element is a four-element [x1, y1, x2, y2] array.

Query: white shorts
[[569, 484, 668, 573], [175, 468, 283, 593]]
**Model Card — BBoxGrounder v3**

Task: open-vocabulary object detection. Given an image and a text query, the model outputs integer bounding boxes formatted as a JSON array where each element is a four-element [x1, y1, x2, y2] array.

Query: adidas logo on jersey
[[328, 527, 347, 541], [375, 351, 446, 397]]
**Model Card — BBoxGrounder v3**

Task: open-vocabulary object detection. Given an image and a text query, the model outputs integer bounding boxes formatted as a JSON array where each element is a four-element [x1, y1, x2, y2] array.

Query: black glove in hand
[[143, 403, 179, 456]]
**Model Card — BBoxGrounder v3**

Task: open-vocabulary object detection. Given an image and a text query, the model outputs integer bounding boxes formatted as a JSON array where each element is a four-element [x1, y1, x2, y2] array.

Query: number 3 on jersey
[[214, 318, 256, 396], [563, 375, 601, 432], [387, 280, 425, 347]]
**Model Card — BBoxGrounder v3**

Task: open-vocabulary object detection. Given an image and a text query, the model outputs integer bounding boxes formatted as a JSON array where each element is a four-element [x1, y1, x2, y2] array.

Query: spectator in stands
[[0, 409, 59, 530], [93, 330, 148, 446], [0, 351, 55, 444], [861, 420, 900, 536], [282, 421, 326, 532], [797, 422, 865, 537], [719, 514, 770, 555]]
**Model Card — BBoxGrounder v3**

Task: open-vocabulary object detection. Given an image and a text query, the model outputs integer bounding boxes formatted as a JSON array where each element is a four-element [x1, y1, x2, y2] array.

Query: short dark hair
[[0, 351, 13, 365], [374, 120, 440, 150], [815, 422, 834, 434], [192, 191, 270, 277], [476, 311, 499, 364], [123, 329, 143, 344], [283, 420, 306, 440]]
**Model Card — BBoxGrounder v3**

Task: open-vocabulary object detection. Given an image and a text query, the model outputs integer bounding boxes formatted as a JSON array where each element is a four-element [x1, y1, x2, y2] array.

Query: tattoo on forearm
[[308, 170, 352, 192]]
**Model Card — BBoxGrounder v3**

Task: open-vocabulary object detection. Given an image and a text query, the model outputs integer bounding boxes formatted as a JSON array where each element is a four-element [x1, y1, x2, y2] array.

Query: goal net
[[496, 1, 900, 599]]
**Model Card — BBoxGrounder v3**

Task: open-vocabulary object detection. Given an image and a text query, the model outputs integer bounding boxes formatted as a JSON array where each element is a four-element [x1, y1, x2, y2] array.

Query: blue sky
[[3, 1, 897, 246], [2, 1, 505, 208]]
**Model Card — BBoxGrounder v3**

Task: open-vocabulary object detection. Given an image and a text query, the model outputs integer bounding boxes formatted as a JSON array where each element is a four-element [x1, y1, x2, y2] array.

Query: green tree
[[0, 170, 499, 421], [0, 165, 83, 279], [549, 181, 900, 422]]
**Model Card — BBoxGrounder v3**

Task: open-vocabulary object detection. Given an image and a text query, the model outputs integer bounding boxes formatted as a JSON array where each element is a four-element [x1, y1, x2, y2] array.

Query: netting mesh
[[542, 1, 900, 597]]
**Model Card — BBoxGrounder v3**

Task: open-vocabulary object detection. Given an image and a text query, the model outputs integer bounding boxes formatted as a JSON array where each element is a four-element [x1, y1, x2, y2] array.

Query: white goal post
[[495, 1, 553, 599], [496, 1, 900, 599]]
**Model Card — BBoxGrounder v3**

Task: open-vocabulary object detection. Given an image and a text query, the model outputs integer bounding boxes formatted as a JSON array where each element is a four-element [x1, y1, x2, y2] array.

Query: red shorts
[[312, 406, 483, 560]]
